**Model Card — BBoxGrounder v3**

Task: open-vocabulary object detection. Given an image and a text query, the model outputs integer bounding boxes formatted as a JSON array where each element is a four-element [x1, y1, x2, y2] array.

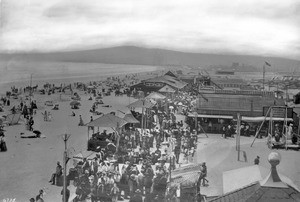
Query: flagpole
[[263, 64, 265, 91]]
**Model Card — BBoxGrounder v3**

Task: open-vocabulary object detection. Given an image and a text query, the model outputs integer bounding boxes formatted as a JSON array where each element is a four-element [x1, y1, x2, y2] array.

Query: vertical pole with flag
[[263, 63, 265, 91]]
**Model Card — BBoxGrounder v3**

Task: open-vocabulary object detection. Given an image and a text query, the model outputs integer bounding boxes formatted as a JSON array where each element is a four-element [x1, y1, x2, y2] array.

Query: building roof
[[197, 94, 279, 113], [208, 152, 300, 202], [211, 77, 246, 85], [164, 70, 177, 78], [143, 75, 187, 89], [170, 163, 202, 188]]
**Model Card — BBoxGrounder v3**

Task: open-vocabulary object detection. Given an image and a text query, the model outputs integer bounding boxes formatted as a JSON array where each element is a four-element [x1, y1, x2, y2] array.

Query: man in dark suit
[[49, 161, 63, 185]]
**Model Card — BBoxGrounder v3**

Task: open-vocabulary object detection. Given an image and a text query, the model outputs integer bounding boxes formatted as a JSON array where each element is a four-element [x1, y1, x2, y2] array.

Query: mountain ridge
[[0, 46, 299, 71]]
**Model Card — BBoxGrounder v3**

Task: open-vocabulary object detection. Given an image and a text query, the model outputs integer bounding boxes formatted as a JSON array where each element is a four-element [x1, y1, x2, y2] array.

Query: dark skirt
[[0, 141, 7, 152]]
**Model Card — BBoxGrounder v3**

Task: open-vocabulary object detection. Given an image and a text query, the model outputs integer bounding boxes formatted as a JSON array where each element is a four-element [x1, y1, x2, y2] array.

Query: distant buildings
[[130, 71, 187, 94], [210, 77, 254, 90]]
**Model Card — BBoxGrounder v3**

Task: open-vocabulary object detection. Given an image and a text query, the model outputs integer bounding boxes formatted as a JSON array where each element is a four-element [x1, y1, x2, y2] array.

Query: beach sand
[[0, 88, 140, 200]]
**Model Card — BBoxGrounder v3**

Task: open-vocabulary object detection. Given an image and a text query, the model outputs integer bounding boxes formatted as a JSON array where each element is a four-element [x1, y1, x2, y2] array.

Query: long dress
[[0, 136, 7, 151]]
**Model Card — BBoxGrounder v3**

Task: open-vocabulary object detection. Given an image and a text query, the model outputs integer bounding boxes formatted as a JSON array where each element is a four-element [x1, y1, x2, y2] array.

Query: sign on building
[[263, 107, 293, 118]]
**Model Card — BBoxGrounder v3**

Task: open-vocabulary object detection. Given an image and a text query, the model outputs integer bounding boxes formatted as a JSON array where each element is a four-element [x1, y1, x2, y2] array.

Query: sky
[[0, 0, 299, 59]]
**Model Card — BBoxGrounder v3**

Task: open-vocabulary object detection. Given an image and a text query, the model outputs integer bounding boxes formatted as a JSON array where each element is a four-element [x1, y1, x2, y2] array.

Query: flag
[[265, 61, 271, 67]]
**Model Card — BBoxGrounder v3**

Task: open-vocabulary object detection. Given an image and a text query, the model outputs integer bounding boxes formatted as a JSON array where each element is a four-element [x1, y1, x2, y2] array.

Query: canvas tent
[[146, 92, 166, 100], [5, 113, 23, 126], [86, 113, 127, 128], [127, 99, 155, 109], [123, 113, 140, 124], [159, 85, 176, 93], [85, 113, 127, 151]]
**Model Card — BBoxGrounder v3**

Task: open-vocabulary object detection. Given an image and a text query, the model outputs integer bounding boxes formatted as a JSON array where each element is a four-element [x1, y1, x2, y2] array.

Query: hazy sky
[[0, 0, 299, 59]]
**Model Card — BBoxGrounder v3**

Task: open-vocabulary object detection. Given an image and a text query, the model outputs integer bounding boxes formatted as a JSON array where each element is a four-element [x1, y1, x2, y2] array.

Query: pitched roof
[[165, 70, 177, 78], [209, 183, 300, 202], [170, 163, 202, 188], [209, 152, 300, 202], [85, 113, 127, 128]]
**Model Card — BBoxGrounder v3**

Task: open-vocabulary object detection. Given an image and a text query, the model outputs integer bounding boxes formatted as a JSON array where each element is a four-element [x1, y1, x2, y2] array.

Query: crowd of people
[[62, 89, 202, 202], [0, 73, 209, 202]]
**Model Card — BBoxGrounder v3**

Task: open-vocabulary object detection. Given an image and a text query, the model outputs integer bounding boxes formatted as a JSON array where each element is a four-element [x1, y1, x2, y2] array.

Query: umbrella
[[86, 113, 127, 128], [70, 100, 81, 106]]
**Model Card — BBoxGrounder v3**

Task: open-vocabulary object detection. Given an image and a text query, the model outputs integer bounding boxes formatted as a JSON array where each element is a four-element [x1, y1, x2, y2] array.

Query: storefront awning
[[242, 116, 293, 122], [188, 113, 293, 122], [188, 113, 232, 119]]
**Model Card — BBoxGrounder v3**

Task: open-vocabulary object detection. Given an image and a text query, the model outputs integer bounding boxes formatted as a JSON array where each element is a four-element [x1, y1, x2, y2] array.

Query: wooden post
[[285, 107, 288, 150], [236, 113, 241, 161], [62, 134, 71, 202], [251, 106, 272, 147], [270, 108, 273, 137], [263, 64, 265, 91]]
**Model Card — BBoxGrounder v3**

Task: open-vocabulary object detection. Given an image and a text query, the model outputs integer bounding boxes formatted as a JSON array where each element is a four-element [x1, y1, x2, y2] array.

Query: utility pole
[[262, 64, 265, 91], [236, 113, 241, 161], [29, 74, 33, 104], [141, 99, 145, 131], [62, 133, 71, 202]]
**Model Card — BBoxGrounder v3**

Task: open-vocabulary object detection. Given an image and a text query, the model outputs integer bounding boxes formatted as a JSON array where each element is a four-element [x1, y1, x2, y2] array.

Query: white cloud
[[0, 0, 299, 59]]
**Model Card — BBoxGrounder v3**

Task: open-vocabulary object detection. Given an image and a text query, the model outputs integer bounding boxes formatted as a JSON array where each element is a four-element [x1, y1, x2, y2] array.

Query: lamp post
[[62, 133, 71, 202]]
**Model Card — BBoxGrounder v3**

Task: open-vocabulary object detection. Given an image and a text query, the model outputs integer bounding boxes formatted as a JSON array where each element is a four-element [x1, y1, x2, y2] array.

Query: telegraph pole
[[262, 64, 265, 91], [236, 113, 241, 161], [29, 74, 33, 104], [62, 133, 71, 202]]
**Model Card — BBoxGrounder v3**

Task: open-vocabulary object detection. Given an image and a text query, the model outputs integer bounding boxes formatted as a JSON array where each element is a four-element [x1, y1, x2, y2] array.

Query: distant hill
[[0, 46, 299, 72]]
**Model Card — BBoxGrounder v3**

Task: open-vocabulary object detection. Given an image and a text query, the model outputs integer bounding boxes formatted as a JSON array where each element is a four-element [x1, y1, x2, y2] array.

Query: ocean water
[[0, 61, 158, 94]]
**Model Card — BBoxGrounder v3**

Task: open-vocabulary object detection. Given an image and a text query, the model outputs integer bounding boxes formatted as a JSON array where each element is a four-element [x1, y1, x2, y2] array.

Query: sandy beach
[[0, 66, 300, 201]]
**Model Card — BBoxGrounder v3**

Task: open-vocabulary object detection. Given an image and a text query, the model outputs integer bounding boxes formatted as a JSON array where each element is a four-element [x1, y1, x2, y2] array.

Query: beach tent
[[159, 85, 176, 93], [73, 151, 98, 166], [127, 99, 155, 109], [5, 113, 23, 126], [85, 113, 127, 151], [146, 92, 166, 100], [123, 113, 140, 124], [86, 113, 127, 128]]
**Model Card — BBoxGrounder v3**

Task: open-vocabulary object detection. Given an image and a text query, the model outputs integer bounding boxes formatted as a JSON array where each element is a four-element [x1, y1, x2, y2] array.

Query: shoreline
[[0, 65, 160, 94]]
